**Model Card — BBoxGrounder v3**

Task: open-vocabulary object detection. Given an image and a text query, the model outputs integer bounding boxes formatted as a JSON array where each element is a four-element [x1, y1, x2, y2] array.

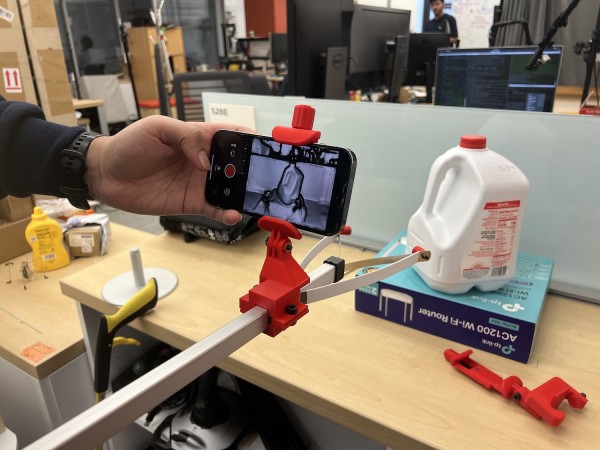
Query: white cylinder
[[406, 135, 530, 294], [129, 247, 146, 288]]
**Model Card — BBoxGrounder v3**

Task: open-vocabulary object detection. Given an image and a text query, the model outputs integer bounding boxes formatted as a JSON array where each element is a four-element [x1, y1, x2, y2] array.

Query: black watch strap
[[59, 131, 102, 210]]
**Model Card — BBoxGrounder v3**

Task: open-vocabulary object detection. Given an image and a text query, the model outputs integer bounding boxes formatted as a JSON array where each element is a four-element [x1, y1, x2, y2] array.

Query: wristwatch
[[59, 131, 102, 210]]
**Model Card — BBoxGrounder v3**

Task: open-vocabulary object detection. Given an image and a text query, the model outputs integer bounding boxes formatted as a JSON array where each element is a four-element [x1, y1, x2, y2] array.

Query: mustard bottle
[[25, 206, 70, 272]]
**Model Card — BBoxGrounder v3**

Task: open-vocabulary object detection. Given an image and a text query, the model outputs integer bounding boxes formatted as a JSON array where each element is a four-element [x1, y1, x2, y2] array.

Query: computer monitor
[[270, 33, 287, 65], [346, 6, 410, 95], [286, 0, 354, 98], [434, 46, 563, 112], [386, 35, 409, 102], [349, 6, 411, 74], [404, 32, 452, 103]]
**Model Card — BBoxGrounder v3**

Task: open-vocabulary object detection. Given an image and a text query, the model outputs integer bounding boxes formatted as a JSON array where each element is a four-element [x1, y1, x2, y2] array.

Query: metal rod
[[25, 306, 268, 450], [527, 0, 581, 70]]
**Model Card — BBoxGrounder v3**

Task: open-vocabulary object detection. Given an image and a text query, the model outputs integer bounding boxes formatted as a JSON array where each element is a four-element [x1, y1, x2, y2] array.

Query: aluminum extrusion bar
[[25, 306, 268, 450]]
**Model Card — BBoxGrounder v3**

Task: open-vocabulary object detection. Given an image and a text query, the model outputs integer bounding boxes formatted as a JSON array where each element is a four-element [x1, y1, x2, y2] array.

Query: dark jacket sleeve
[[0, 95, 85, 199], [448, 15, 459, 38]]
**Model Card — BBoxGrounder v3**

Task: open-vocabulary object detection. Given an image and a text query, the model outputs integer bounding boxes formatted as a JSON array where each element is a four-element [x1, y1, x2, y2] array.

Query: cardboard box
[[0, 217, 31, 262], [127, 26, 186, 102], [65, 225, 101, 257], [355, 232, 554, 363], [0, 0, 75, 126], [19, 0, 76, 126], [0, 195, 35, 221], [0, 0, 37, 104]]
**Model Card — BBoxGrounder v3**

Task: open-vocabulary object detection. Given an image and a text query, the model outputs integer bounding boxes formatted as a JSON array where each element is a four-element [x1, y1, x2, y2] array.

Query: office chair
[[173, 71, 252, 122], [248, 74, 272, 95]]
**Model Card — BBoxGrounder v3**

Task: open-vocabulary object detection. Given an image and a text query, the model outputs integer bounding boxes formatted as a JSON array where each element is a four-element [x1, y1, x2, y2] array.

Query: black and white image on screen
[[243, 138, 338, 232]]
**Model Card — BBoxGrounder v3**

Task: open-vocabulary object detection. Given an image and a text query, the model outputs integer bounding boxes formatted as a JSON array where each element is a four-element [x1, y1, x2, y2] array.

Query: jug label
[[461, 200, 521, 280]]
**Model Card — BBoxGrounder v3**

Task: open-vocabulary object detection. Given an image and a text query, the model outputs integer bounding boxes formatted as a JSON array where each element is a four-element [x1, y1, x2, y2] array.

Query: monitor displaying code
[[434, 46, 563, 112]]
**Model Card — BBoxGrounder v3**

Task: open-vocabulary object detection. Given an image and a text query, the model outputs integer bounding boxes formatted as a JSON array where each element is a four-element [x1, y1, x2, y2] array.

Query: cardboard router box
[[0, 195, 35, 221], [355, 232, 554, 363], [0, 217, 30, 263], [65, 225, 102, 258]]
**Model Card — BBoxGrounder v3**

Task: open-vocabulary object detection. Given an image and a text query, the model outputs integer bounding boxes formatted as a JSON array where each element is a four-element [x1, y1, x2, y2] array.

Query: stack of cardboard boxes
[[1, 0, 77, 262], [0, 0, 76, 126]]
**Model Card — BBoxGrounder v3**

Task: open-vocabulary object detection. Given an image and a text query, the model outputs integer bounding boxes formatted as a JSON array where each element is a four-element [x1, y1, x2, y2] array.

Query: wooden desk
[[60, 229, 599, 449], [0, 224, 152, 379], [72, 98, 104, 110], [72, 98, 109, 135], [553, 86, 583, 114], [266, 75, 285, 83], [0, 224, 153, 446]]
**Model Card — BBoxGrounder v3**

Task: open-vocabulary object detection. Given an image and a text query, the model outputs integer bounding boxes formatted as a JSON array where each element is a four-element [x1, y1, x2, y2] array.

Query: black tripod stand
[[575, 5, 600, 106], [526, 0, 581, 71]]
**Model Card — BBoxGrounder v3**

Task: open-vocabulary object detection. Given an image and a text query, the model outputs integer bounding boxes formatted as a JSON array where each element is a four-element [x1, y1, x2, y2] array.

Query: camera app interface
[[244, 137, 339, 232]]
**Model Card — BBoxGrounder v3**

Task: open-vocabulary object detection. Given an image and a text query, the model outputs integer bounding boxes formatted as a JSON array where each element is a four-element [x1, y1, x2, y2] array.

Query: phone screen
[[206, 131, 356, 236]]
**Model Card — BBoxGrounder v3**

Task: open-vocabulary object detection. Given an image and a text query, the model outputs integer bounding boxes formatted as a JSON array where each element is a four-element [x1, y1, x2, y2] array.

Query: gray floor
[[95, 204, 165, 235]]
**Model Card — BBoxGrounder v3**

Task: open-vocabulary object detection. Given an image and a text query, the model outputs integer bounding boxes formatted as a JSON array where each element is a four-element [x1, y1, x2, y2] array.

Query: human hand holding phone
[[205, 130, 356, 236]]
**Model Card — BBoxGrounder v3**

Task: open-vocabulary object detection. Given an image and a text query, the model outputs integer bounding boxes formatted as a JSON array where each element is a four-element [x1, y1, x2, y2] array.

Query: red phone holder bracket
[[445, 348, 588, 427], [239, 217, 310, 337], [240, 105, 325, 336], [272, 104, 322, 146]]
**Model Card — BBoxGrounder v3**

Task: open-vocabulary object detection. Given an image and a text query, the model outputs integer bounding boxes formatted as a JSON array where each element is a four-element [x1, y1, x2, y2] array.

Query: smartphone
[[206, 130, 357, 236]]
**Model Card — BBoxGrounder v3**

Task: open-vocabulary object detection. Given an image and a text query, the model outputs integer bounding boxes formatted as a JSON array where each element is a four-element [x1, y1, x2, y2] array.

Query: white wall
[[451, 0, 501, 48], [392, 0, 420, 31]]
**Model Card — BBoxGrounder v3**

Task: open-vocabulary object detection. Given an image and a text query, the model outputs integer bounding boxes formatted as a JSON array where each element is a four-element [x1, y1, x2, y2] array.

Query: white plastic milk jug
[[406, 135, 529, 294]]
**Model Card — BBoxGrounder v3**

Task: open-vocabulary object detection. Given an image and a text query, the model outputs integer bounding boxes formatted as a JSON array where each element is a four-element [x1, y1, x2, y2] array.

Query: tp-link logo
[[502, 303, 525, 313], [502, 345, 516, 355]]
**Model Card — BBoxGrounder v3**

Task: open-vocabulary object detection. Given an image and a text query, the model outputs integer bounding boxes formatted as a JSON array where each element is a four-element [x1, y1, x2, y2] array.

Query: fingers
[[206, 122, 256, 134], [197, 151, 211, 171], [200, 203, 243, 225], [222, 210, 244, 225], [190, 122, 256, 171]]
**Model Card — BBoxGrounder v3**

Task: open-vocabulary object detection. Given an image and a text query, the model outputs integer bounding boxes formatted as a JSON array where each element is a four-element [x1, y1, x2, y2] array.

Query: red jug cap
[[460, 135, 486, 150]]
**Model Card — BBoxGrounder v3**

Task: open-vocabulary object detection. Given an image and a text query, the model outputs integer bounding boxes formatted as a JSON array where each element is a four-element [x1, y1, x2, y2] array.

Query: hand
[[84, 115, 253, 225]]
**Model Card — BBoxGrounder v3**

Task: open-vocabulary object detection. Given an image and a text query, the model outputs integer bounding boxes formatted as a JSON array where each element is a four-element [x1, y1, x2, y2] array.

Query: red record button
[[224, 163, 236, 178]]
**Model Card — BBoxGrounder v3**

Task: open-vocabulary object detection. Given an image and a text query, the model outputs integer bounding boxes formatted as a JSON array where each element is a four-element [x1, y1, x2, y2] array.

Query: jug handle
[[421, 155, 463, 220]]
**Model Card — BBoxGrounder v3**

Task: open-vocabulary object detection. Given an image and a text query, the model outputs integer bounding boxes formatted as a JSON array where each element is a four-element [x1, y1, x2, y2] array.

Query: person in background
[[79, 36, 106, 74], [424, 0, 459, 46], [0, 95, 250, 224]]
